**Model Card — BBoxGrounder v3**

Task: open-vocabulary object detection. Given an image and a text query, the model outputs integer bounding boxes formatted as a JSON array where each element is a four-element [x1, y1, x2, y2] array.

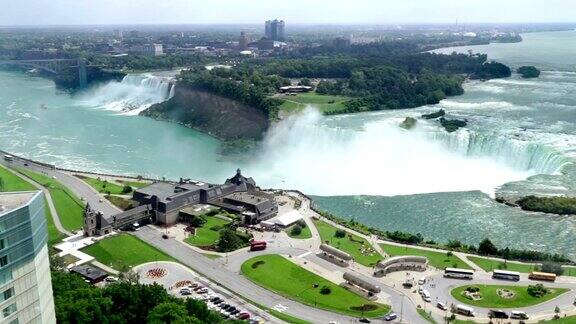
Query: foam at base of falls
[[78, 74, 174, 115], [244, 109, 546, 197]]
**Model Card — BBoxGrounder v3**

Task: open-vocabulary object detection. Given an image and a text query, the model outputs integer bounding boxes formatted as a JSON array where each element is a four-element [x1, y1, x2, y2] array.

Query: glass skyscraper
[[0, 191, 55, 324]]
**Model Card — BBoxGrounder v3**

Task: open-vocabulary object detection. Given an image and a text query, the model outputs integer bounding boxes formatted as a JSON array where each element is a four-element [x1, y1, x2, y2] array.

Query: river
[[1, 31, 575, 258]]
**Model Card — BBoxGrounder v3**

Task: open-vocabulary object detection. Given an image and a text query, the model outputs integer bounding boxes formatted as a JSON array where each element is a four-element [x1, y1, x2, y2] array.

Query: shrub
[[539, 262, 564, 276], [527, 284, 549, 298], [290, 225, 303, 236], [350, 304, 378, 311], [251, 260, 265, 269], [320, 286, 331, 295], [296, 219, 307, 228], [466, 286, 480, 293], [334, 229, 346, 238]]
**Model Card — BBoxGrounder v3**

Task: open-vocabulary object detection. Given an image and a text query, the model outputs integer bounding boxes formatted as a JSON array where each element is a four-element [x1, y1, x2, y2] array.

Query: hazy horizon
[[2, 0, 576, 26]]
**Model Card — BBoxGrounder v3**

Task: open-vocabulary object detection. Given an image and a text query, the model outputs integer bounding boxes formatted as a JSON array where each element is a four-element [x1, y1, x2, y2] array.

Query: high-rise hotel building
[[0, 191, 55, 324]]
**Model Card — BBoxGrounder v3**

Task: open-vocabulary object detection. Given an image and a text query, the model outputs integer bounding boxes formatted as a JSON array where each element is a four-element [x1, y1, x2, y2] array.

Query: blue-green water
[[1, 31, 576, 258]]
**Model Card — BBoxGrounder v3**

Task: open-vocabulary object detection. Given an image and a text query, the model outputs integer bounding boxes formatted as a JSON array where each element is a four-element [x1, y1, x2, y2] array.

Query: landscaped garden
[[15, 168, 84, 231], [451, 284, 569, 308], [380, 243, 471, 270], [81, 233, 175, 270], [184, 216, 232, 247], [285, 220, 312, 239], [241, 254, 390, 318]]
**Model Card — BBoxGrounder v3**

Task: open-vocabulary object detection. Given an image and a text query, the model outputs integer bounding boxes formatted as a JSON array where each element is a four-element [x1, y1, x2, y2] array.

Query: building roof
[[225, 169, 256, 188], [135, 181, 207, 203], [274, 210, 303, 227], [70, 264, 108, 281], [0, 191, 39, 216]]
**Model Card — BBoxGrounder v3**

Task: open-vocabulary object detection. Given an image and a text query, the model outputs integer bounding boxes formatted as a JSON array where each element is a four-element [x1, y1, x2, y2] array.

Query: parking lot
[[134, 261, 271, 323]]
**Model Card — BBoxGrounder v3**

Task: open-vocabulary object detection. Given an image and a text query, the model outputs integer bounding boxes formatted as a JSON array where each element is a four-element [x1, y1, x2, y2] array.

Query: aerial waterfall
[[79, 74, 175, 115]]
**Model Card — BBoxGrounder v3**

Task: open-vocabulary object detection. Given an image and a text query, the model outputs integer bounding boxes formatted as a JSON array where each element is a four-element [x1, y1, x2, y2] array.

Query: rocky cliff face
[[141, 86, 270, 140]]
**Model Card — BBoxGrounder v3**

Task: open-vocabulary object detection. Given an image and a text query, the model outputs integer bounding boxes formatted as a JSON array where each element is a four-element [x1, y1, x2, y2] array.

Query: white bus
[[455, 304, 475, 317], [444, 268, 474, 280], [3, 154, 14, 162], [492, 269, 520, 281]]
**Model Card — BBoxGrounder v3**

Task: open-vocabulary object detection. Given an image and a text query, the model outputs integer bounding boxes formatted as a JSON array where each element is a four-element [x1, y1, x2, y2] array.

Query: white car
[[418, 277, 426, 285], [437, 302, 448, 311], [180, 288, 192, 295]]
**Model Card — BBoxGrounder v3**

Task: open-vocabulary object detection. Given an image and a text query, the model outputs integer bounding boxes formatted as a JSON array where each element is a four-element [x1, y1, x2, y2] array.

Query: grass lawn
[[184, 216, 231, 247], [417, 308, 437, 323], [380, 243, 471, 270], [451, 284, 569, 308], [82, 233, 175, 270], [562, 266, 576, 277], [467, 256, 538, 273], [286, 224, 312, 239], [44, 198, 64, 246], [241, 255, 389, 318], [15, 168, 84, 231], [105, 195, 134, 211], [76, 175, 126, 195], [0, 165, 36, 191], [314, 220, 382, 267], [539, 315, 576, 323], [0, 165, 64, 245], [117, 179, 149, 188], [278, 92, 351, 114]]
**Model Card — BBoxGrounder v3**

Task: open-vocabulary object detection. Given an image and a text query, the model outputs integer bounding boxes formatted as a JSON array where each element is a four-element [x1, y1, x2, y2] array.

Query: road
[[134, 226, 391, 324], [428, 272, 576, 320]]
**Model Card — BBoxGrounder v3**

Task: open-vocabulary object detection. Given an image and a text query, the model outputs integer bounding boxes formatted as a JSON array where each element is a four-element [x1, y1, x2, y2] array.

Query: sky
[[1, 0, 575, 26]]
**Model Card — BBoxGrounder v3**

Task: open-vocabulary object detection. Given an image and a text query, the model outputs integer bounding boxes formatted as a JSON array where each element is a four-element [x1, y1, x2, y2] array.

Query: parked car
[[384, 313, 398, 321], [196, 288, 209, 294], [237, 312, 251, 320], [510, 311, 529, 320], [180, 288, 191, 295], [230, 309, 240, 315], [105, 276, 118, 282], [418, 277, 426, 285], [436, 302, 448, 311], [489, 310, 510, 319], [192, 286, 204, 291], [402, 282, 413, 288]]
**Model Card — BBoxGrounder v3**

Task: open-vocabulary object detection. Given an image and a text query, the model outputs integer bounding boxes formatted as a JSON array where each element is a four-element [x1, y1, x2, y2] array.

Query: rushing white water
[[78, 74, 174, 115], [245, 109, 544, 197]]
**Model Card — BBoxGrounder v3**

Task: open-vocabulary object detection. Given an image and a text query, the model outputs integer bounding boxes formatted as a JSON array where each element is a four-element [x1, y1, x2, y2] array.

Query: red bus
[[250, 241, 267, 251]]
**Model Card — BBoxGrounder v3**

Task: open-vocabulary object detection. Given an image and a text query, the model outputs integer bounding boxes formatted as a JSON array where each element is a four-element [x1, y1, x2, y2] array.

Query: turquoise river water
[[1, 31, 576, 258]]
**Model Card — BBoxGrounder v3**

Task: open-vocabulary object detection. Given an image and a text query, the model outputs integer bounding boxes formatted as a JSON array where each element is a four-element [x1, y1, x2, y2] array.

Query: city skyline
[[1, 0, 576, 26]]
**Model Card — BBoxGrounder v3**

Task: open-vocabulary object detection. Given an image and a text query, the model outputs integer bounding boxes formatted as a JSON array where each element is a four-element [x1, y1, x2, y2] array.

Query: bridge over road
[[0, 58, 87, 88]]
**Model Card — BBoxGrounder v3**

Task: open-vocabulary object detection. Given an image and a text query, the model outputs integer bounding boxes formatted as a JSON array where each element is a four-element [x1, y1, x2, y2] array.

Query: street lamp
[[400, 294, 404, 322]]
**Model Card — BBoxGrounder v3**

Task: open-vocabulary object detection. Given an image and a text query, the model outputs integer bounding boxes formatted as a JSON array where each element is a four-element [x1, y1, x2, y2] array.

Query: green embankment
[[314, 219, 382, 267], [0, 165, 64, 245], [467, 256, 537, 273], [81, 233, 175, 270], [241, 254, 390, 318], [451, 284, 569, 308], [14, 168, 84, 231], [184, 216, 232, 247], [379, 243, 471, 270], [278, 92, 351, 114], [0, 165, 36, 191]]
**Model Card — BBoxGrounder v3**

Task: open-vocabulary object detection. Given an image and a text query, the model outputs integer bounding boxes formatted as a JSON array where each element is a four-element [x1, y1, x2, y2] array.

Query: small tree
[[291, 225, 302, 236], [539, 262, 564, 276], [334, 229, 346, 238], [121, 185, 133, 194], [446, 251, 453, 258], [478, 238, 498, 255]]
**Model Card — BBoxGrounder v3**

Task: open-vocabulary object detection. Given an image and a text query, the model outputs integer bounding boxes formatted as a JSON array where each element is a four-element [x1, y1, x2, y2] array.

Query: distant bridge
[[0, 58, 88, 88]]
